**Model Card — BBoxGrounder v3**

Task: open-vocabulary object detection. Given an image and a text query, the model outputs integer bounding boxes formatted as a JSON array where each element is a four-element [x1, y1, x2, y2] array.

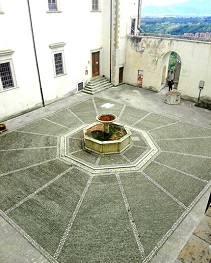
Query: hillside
[[141, 16, 211, 35]]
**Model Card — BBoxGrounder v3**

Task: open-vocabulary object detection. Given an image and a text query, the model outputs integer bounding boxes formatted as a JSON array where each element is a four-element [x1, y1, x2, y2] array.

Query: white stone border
[[116, 173, 146, 260], [5, 167, 73, 215], [143, 182, 211, 263], [53, 175, 93, 259], [59, 126, 160, 174], [0, 210, 59, 263]]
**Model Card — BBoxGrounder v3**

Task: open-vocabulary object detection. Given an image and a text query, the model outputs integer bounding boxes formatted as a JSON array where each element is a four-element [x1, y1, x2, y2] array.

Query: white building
[[0, 0, 139, 121]]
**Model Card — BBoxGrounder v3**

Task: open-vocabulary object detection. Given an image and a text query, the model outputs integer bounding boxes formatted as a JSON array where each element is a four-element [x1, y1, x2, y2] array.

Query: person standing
[[168, 80, 174, 91]]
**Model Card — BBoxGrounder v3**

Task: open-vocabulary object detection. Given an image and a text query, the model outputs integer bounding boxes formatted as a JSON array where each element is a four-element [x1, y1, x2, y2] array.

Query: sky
[[142, 0, 188, 7]]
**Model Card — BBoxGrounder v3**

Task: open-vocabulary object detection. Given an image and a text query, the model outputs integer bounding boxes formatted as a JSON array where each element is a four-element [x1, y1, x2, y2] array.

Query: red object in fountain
[[98, 114, 116, 122], [97, 114, 117, 134]]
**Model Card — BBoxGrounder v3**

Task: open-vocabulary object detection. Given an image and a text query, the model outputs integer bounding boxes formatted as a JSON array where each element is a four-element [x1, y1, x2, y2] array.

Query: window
[[77, 82, 84, 91], [92, 0, 99, 11], [0, 50, 17, 91], [48, 0, 57, 11], [54, 53, 63, 75], [49, 42, 66, 77], [0, 62, 14, 89]]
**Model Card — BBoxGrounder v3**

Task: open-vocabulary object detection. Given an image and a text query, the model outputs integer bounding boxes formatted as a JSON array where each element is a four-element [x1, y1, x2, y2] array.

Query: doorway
[[137, 70, 143, 87], [119, 67, 124, 84], [92, 51, 100, 77], [131, 18, 136, 35], [168, 52, 181, 89]]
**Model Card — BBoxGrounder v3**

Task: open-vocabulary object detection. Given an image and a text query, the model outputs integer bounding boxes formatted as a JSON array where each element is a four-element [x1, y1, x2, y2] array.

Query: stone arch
[[173, 53, 182, 89], [168, 51, 182, 90], [161, 65, 167, 86], [159, 51, 182, 91], [159, 52, 171, 90]]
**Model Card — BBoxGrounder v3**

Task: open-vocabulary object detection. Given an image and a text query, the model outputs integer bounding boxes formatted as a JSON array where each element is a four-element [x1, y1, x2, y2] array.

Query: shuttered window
[[54, 53, 64, 75], [0, 62, 14, 89], [48, 0, 57, 11], [92, 0, 98, 11], [0, 50, 17, 91]]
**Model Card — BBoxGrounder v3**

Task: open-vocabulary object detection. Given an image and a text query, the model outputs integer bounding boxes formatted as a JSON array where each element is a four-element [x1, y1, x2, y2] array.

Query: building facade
[[2, 1, 210, 121], [0, 0, 139, 121]]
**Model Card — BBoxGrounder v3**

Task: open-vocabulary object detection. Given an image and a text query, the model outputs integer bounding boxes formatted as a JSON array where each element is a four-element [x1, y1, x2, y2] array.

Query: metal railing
[[135, 32, 211, 43]]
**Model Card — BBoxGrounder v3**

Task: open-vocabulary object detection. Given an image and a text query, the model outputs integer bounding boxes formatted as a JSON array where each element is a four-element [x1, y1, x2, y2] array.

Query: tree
[[168, 52, 177, 71]]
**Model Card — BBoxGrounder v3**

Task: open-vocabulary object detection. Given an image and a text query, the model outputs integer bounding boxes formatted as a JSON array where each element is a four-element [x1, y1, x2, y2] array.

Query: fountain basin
[[83, 122, 131, 154], [96, 114, 117, 134]]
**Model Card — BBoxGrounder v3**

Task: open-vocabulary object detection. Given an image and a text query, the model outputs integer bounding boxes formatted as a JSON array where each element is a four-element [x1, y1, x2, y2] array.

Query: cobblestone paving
[[0, 97, 210, 263]]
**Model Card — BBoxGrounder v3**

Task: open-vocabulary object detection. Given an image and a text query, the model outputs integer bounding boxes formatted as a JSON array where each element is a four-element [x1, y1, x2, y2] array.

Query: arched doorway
[[167, 52, 181, 90], [160, 51, 182, 91]]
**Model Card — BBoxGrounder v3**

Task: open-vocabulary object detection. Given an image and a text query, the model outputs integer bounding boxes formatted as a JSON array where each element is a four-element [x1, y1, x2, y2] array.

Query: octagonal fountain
[[83, 114, 131, 154]]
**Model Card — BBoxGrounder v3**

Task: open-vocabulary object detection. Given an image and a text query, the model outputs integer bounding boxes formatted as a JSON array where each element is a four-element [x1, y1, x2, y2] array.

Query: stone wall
[[125, 35, 211, 101]]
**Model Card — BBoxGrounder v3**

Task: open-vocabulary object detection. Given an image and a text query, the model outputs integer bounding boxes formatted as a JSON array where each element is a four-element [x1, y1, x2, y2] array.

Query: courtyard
[[0, 85, 211, 263]]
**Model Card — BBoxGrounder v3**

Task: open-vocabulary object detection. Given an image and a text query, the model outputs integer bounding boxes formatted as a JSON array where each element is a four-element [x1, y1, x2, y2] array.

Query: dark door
[[131, 19, 136, 35], [92, 51, 100, 77], [119, 67, 124, 84]]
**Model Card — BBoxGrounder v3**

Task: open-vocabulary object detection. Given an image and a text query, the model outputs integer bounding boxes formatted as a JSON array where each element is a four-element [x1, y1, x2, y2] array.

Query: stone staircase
[[83, 76, 113, 95]]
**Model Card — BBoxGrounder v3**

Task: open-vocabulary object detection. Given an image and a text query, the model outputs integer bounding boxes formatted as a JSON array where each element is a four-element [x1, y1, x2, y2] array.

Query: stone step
[[88, 79, 108, 87], [83, 76, 113, 95], [86, 81, 112, 90], [89, 76, 106, 83], [83, 84, 113, 95], [88, 81, 113, 91]]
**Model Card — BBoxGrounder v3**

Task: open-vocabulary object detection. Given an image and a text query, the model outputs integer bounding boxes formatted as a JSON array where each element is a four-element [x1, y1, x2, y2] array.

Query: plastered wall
[[125, 35, 211, 101]]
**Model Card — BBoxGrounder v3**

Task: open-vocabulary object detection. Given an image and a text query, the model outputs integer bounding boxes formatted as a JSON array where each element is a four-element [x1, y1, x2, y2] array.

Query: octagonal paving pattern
[[0, 96, 210, 263], [59, 125, 159, 173]]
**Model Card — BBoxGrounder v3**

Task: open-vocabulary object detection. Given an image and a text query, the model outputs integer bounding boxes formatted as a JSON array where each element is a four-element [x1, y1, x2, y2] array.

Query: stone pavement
[[0, 84, 211, 263], [175, 206, 211, 263]]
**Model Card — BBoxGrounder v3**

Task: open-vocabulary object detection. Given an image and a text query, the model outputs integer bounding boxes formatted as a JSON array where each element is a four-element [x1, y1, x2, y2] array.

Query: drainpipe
[[109, 0, 112, 82], [137, 0, 142, 33], [27, 0, 45, 107]]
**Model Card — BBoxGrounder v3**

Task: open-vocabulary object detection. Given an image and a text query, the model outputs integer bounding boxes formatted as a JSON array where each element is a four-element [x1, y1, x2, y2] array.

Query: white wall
[[0, 0, 42, 120], [0, 0, 105, 120], [0, 0, 139, 121], [102, 1, 112, 80], [28, 0, 104, 102], [111, 0, 139, 85]]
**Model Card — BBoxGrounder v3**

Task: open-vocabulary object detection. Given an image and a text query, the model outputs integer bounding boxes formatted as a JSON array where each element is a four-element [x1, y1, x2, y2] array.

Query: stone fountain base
[[83, 122, 131, 154]]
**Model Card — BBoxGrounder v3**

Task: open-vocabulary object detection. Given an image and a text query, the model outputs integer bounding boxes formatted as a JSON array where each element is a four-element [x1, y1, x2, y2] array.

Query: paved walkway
[[175, 205, 211, 263], [0, 85, 210, 263]]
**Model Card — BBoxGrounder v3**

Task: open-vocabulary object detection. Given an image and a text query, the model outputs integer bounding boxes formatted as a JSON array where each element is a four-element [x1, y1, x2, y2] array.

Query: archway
[[160, 51, 182, 91], [167, 52, 182, 90]]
